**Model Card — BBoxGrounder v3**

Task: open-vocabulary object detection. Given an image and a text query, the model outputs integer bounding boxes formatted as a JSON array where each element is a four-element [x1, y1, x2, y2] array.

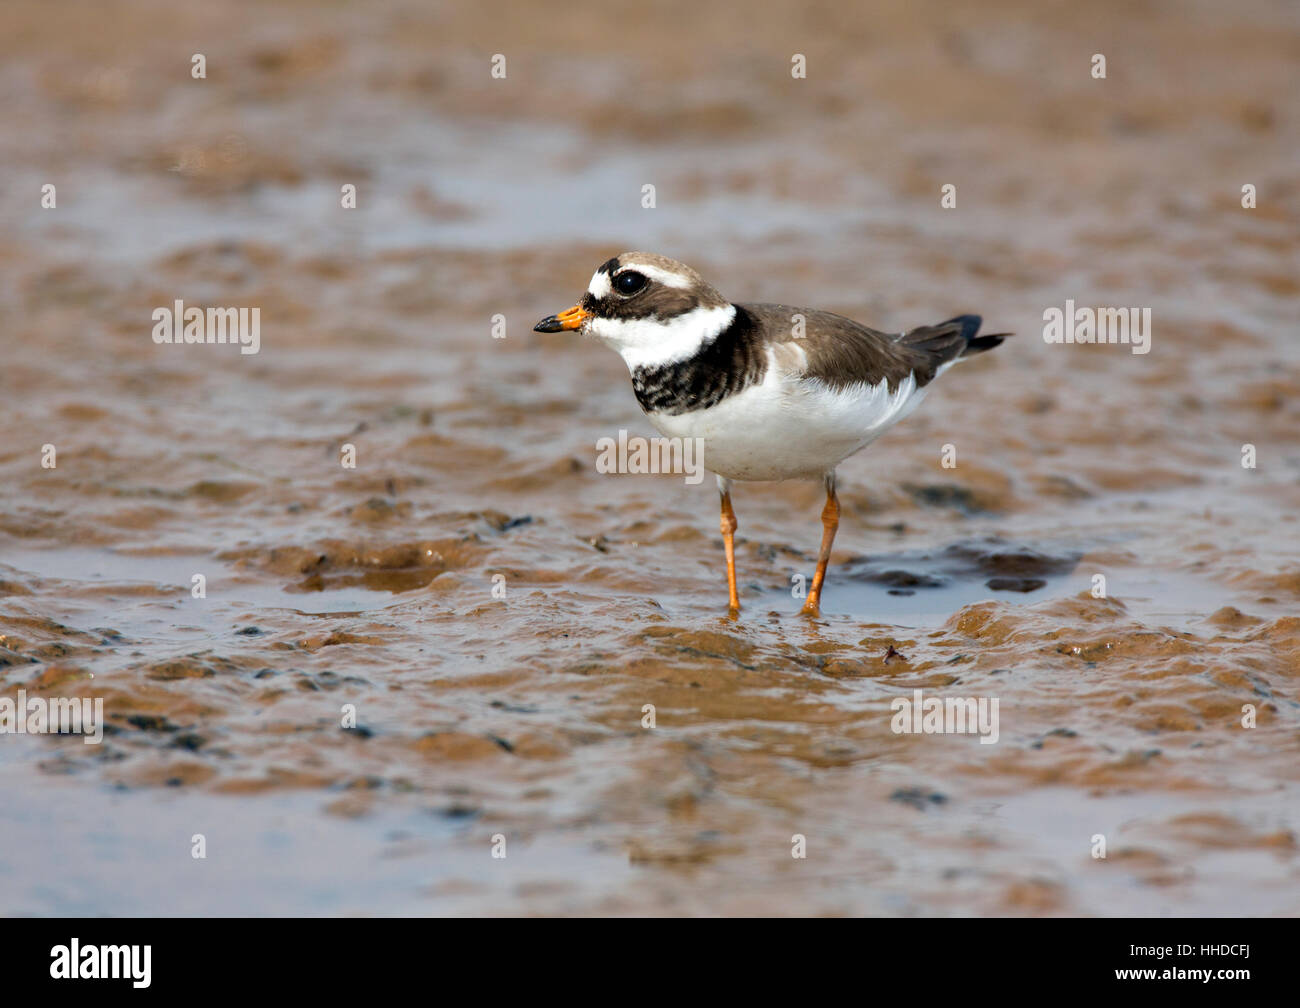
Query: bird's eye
[[614, 271, 648, 296]]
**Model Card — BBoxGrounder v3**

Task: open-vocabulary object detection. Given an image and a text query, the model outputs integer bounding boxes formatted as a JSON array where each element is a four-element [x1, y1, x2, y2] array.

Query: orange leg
[[719, 485, 740, 613], [801, 473, 840, 617]]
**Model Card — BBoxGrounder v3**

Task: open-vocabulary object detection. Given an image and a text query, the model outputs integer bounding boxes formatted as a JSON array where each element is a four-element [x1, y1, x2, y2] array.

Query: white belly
[[645, 366, 928, 482]]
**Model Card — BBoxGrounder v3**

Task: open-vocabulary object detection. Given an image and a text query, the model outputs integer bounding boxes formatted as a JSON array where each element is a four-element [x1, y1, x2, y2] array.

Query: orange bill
[[533, 304, 590, 333]]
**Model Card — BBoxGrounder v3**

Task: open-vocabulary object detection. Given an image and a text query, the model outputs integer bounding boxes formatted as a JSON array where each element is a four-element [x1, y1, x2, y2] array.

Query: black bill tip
[[533, 315, 563, 333]]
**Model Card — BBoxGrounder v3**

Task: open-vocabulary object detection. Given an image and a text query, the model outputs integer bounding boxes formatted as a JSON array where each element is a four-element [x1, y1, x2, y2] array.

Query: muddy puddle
[[1, 0, 1298, 915]]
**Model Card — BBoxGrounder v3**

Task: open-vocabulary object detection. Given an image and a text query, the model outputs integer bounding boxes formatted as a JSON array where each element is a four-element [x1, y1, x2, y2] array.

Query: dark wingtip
[[965, 332, 1010, 354], [533, 315, 562, 333], [941, 314, 1012, 355], [942, 314, 983, 342]]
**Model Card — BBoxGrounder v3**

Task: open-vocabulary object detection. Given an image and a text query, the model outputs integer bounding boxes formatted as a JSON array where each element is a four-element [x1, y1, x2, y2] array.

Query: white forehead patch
[[586, 270, 612, 299]]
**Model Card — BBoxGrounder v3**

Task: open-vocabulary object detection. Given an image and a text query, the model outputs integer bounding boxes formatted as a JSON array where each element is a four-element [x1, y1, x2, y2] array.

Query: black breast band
[[630, 306, 768, 416]]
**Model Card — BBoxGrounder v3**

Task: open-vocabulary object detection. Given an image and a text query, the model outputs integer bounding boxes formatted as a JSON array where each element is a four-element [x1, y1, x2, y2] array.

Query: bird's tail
[[900, 314, 1010, 365], [946, 314, 1010, 356]]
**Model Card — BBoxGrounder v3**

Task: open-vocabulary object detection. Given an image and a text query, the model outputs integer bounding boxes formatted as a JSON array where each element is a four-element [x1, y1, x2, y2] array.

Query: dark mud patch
[[844, 538, 1079, 596], [759, 537, 1082, 623], [901, 483, 989, 516]]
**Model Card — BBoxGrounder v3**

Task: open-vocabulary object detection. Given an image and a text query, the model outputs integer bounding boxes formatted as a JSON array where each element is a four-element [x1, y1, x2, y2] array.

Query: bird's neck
[[629, 305, 767, 416]]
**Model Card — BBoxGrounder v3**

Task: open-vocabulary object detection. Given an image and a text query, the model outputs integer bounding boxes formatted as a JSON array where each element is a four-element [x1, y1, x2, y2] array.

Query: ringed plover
[[535, 252, 1008, 617]]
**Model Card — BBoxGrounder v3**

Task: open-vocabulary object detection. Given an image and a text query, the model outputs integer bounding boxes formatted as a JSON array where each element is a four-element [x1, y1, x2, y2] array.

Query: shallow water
[[1, 0, 1299, 915]]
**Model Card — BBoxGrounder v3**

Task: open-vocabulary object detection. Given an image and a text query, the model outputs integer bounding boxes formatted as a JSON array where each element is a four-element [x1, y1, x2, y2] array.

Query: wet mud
[[1, 0, 1298, 914]]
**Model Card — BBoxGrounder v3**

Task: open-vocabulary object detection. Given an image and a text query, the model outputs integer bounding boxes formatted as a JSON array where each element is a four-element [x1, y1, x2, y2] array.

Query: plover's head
[[534, 252, 735, 370]]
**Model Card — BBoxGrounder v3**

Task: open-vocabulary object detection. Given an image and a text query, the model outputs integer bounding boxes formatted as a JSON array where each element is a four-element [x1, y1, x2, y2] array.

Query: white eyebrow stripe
[[621, 262, 690, 289]]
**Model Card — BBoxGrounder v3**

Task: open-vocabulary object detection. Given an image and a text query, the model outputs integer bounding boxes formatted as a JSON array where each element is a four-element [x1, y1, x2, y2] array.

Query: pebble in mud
[[482, 511, 533, 533], [985, 576, 1048, 593], [890, 789, 949, 811]]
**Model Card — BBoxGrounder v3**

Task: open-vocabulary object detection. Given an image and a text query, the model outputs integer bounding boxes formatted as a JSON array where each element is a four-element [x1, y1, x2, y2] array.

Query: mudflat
[[0, 0, 1297, 915]]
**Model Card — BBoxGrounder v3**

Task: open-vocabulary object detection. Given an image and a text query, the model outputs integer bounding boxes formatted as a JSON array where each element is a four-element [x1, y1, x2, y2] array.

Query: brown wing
[[739, 303, 976, 391]]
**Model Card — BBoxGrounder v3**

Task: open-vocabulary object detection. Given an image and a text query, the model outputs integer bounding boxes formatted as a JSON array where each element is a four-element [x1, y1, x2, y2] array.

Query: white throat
[[590, 303, 737, 371]]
